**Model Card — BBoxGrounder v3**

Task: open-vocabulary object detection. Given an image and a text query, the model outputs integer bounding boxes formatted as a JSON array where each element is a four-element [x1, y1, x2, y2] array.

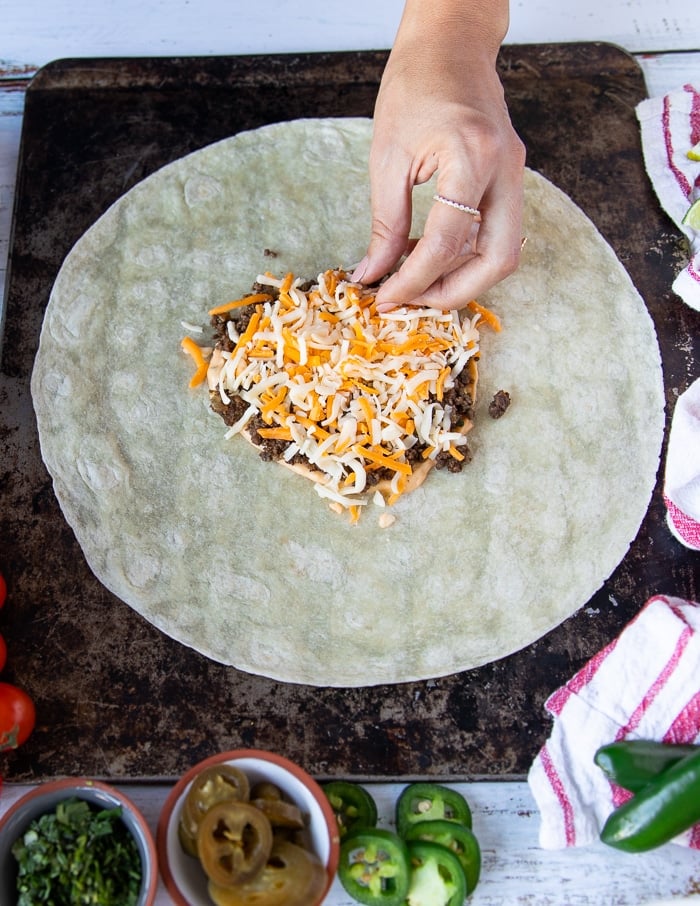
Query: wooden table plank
[[0, 0, 698, 59], [2, 781, 699, 904]]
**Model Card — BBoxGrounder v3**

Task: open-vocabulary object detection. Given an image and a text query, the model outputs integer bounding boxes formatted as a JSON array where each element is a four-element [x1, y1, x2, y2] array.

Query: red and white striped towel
[[636, 83, 700, 310], [528, 595, 700, 849], [664, 378, 700, 550], [637, 85, 700, 550]]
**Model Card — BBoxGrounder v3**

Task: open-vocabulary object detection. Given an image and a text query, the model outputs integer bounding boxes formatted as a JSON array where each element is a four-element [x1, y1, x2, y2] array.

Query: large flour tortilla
[[31, 118, 664, 686]]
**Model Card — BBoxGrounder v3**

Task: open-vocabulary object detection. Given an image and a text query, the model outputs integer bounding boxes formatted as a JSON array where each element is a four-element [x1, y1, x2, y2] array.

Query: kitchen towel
[[637, 84, 700, 549], [664, 378, 700, 550], [528, 594, 700, 849], [636, 83, 700, 311]]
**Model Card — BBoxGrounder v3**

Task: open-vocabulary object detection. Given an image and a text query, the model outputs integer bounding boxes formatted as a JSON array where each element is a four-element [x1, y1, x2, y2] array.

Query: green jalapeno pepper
[[404, 818, 480, 894], [600, 747, 700, 852], [405, 839, 467, 906], [594, 740, 698, 793], [323, 781, 378, 839], [395, 783, 472, 837], [338, 827, 410, 905]]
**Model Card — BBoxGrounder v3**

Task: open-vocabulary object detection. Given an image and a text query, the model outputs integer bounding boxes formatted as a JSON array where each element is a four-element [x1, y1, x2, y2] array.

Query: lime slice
[[682, 198, 700, 230], [688, 140, 700, 162]]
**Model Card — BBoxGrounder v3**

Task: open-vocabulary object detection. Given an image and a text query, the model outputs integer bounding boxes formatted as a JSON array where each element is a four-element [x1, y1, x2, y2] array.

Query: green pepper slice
[[405, 839, 467, 906], [600, 747, 700, 852], [338, 828, 410, 906], [395, 783, 472, 837], [323, 781, 378, 839], [404, 818, 480, 894], [594, 740, 698, 793]]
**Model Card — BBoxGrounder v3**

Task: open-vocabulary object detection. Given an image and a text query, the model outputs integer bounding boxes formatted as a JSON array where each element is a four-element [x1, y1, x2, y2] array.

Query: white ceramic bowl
[[157, 749, 340, 906], [0, 777, 158, 905]]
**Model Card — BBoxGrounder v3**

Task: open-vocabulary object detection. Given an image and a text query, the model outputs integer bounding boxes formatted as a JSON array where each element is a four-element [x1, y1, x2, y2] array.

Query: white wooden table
[[2, 780, 700, 905], [1, 2, 699, 902]]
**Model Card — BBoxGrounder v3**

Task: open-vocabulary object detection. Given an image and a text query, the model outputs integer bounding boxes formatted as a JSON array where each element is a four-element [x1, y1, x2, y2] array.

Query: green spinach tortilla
[[30, 118, 664, 686]]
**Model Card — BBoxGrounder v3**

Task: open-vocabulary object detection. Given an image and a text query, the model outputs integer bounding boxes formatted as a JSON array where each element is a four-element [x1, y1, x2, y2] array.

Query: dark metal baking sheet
[[1, 44, 697, 783]]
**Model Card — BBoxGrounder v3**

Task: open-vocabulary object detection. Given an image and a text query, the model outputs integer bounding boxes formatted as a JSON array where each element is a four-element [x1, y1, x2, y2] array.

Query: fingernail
[[376, 301, 397, 314], [350, 256, 369, 282]]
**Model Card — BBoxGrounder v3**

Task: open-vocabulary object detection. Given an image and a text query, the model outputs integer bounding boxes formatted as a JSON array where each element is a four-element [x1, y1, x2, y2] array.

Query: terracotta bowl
[[157, 748, 340, 906], [0, 777, 158, 905]]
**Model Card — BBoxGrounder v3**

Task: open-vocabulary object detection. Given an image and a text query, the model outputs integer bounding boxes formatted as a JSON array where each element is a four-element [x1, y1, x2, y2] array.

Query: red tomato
[[0, 634, 6, 672], [0, 572, 5, 609], [0, 683, 35, 750]]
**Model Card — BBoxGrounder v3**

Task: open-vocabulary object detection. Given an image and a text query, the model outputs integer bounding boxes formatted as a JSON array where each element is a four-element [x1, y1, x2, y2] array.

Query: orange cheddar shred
[[208, 293, 273, 316], [467, 299, 502, 332], [181, 336, 209, 388]]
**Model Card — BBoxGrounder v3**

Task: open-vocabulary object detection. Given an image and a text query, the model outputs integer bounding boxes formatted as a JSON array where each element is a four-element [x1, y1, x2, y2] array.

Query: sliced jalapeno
[[207, 839, 326, 906], [250, 781, 283, 802], [185, 764, 251, 820], [178, 817, 200, 858], [323, 781, 378, 839], [600, 747, 700, 852], [196, 800, 273, 886], [395, 783, 471, 837], [252, 797, 306, 830], [338, 827, 410, 905], [404, 818, 480, 894], [405, 839, 467, 906], [594, 740, 699, 793], [179, 764, 251, 856]]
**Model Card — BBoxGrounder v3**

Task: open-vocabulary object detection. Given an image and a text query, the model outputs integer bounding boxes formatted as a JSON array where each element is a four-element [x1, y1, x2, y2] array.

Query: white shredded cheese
[[180, 320, 204, 333]]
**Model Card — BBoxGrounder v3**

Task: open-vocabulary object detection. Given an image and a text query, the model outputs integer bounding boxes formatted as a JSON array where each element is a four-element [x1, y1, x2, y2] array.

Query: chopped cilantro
[[11, 797, 142, 905]]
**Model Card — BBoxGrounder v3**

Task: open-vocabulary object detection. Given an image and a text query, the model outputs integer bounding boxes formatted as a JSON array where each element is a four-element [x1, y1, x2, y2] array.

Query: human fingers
[[373, 187, 484, 307], [378, 163, 524, 312], [351, 140, 417, 285]]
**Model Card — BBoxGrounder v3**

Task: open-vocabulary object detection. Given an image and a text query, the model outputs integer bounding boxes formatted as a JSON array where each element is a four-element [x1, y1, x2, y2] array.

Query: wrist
[[396, 0, 509, 61]]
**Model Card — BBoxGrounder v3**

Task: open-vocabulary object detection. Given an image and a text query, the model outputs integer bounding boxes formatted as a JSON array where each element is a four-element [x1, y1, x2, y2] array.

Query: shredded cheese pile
[[184, 269, 495, 522]]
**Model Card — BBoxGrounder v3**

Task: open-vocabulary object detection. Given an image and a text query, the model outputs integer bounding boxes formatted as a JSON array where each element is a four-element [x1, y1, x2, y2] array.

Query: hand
[[353, 2, 526, 311]]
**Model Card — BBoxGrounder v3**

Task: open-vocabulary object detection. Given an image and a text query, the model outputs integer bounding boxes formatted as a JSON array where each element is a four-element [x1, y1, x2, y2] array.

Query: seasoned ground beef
[[211, 304, 257, 353], [442, 366, 476, 421], [209, 391, 248, 427], [488, 389, 511, 419], [215, 389, 475, 474]]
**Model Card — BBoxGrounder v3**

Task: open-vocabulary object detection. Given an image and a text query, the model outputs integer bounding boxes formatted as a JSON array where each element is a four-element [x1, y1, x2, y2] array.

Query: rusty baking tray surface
[[1, 44, 697, 782]]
